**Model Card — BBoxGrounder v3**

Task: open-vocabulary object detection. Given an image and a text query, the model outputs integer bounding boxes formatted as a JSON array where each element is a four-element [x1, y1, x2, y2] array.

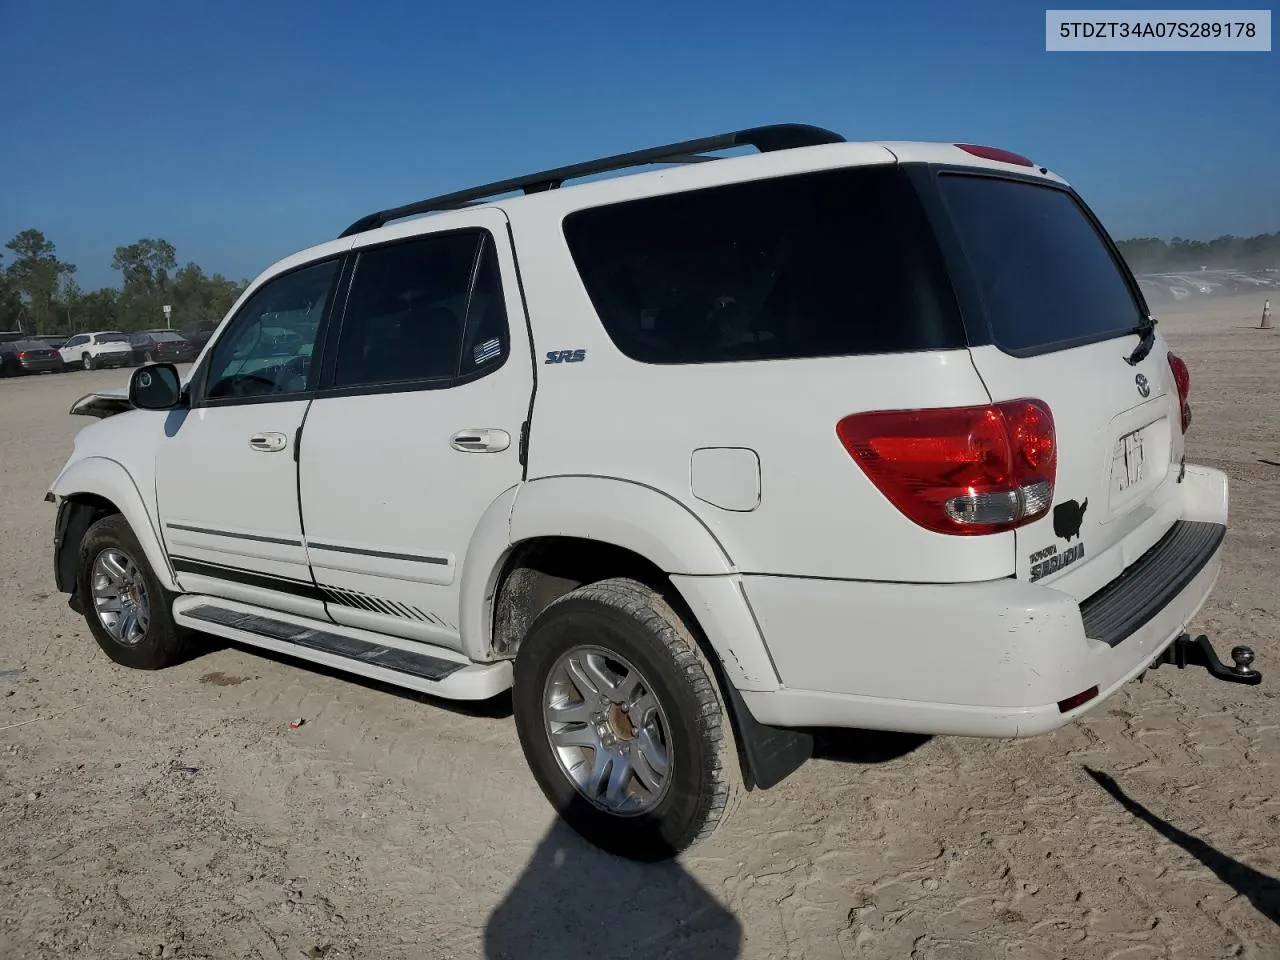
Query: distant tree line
[[2, 225, 1276, 336], [0, 229, 248, 335], [1114, 232, 1280, 274]]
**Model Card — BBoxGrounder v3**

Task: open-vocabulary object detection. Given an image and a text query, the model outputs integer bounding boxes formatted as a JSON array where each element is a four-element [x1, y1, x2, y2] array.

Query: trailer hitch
[[1149, 633, 1261, 685]]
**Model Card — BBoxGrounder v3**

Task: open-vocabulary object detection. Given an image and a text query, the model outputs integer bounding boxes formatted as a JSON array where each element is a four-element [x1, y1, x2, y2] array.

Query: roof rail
[[338, 123, 845, 238]]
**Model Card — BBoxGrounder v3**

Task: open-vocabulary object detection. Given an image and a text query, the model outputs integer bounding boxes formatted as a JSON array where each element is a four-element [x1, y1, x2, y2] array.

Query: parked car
[[129, 329, 198, 365], [0, 338, 65, 375], [31, 335, 70, 351], [46, 124, 1253, 861], [180, 322, 218, 353], [58, 331, 134, 371]]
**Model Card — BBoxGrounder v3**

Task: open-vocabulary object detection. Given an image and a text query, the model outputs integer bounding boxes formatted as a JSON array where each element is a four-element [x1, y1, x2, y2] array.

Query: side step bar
[[172, 596, 512, 700]]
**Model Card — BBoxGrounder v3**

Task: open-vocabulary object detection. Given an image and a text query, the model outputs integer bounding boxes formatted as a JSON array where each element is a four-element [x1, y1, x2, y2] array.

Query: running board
[[172, 596, 512, 700]]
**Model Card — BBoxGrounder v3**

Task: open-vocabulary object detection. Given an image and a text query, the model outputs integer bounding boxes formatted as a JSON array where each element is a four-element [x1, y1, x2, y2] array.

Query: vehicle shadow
[[810, 728, 931, 764], [484, 819, 742, 959], [1084, 767, 1279, 926]]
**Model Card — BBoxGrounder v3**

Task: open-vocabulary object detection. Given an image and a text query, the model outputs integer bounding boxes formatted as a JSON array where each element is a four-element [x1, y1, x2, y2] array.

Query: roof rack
[[338, 123, 845, 238]]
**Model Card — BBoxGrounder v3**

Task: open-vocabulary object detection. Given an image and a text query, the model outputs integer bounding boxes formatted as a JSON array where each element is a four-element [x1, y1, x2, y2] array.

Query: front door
[[59, 334, 88, 366], [154, 256, 344, 619], [298, 212, 533, 651]]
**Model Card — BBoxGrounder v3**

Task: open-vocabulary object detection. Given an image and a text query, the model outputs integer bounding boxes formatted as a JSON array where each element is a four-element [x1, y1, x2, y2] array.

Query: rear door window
[[563, 167, 964, 364], [330, 231, 505, 390], [937, 175, 1144, 353]]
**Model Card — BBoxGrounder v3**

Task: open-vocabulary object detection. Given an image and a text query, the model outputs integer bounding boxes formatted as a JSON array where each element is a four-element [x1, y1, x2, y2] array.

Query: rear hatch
[[933, 170, 1188, 600]]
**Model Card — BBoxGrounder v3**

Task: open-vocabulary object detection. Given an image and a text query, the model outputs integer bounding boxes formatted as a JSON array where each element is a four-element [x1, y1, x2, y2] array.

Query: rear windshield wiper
[[1125, 314, 1157, 366]]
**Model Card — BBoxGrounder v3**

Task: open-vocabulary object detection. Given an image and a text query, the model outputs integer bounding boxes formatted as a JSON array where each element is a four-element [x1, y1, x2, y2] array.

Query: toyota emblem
[[1135, 373, 1150, 398]]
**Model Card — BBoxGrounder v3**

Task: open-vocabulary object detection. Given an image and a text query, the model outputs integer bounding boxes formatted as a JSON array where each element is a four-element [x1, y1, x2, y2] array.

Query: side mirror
[[129, 363, 183, 410]]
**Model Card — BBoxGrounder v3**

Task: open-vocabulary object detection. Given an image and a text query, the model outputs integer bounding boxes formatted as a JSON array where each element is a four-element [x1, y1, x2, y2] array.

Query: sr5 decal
[[544, 349, 586, 364]]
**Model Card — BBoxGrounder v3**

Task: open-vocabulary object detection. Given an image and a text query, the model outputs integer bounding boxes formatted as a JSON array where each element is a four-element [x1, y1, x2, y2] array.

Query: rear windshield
[[152, 331, 184, 342], [98, 333, 128, 344], [937, 175, 1144, 353], [563, 167, 964, 364]]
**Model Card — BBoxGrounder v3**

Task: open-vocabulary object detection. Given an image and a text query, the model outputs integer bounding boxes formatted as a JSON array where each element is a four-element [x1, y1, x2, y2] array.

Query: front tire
[[513, 578, 740, 861], [82, 353, 94, 371], [77, 514, 190, 670]]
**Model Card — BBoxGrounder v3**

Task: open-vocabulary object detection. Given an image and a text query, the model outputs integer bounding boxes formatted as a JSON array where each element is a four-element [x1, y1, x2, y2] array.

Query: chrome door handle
[[248, 432, 288, 453], [450, 428, 511, 453]]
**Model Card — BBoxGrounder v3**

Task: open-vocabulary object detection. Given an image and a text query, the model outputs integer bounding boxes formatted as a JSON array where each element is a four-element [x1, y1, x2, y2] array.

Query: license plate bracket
[[1112, 428, 1147, 497]]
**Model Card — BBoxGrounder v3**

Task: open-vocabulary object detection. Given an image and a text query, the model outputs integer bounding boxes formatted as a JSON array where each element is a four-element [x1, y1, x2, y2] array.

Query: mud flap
[[722, 682, 814, 789]]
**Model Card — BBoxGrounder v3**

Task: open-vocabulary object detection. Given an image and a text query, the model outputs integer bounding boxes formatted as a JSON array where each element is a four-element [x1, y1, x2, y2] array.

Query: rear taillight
[[1167, 352, 1191, 433], [836, 399, 1056, 535], [16, 351, 29, 359]]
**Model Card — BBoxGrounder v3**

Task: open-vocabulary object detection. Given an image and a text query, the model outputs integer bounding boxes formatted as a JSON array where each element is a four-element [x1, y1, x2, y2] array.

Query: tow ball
[[1149, 633, 1262, 685]]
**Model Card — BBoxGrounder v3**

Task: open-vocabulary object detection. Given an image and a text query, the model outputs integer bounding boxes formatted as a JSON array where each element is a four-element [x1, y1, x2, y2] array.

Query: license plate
[[1114, 429, 1146, 492]]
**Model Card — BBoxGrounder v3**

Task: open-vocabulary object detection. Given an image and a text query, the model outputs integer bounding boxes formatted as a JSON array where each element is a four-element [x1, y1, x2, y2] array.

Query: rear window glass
[[562, 167, 964, 364], [152, 331, 184, 341], [937, 175, 1143, 353], [98, 333, 128, 344]]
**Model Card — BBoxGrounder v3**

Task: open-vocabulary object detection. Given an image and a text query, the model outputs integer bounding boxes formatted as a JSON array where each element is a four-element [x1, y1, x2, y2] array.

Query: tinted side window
[[937, 175, 1143, 353], [562, 167, 964, 364], [202, 259, 339, 402], [332, 232, 486, 389]]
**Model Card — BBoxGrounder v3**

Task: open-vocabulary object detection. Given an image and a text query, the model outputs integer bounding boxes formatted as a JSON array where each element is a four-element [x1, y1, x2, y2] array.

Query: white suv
[[47, 124, 1247, 860], [59, 330, 134, 370]]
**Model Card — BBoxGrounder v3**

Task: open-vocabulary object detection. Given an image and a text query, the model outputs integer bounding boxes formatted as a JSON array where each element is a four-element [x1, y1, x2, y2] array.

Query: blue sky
[[1, 0, 1276, 289]]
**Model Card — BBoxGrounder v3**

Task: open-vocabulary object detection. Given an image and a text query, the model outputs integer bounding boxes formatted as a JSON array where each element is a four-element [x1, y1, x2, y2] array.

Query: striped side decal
[[171, 557, 451, 627]]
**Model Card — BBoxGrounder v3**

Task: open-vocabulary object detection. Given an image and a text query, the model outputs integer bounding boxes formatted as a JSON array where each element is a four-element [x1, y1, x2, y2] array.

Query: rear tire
[[513, 577, 740, 861], [77, 514, 190, 670], [144, 351, 154, 364]]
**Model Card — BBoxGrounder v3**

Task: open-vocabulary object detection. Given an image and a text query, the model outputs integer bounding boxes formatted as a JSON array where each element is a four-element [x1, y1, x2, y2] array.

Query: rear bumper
[[96, 352, 133, 367], [740, 465, 1229, 738], [19, 359, 61, 372]]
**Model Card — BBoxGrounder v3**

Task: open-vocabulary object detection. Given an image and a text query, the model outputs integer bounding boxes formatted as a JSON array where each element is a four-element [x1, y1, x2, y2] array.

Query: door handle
[[248, 432, 289, 453], [450, 428, 511, 453]]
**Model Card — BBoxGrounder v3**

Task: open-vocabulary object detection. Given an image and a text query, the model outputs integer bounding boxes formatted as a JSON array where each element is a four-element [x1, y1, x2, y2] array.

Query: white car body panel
[[743, 465, 1227, 736], [155, 399, 321, 617]]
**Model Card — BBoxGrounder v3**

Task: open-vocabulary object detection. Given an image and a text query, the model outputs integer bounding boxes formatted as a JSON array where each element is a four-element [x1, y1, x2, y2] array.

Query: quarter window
[[562, 167, 965, 364]]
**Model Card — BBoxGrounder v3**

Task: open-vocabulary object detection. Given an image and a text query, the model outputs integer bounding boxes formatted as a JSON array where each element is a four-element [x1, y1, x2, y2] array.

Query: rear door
[[934, 172, 1187, 600], [59, 334, 88, 365], [298, 210, 533, 652]]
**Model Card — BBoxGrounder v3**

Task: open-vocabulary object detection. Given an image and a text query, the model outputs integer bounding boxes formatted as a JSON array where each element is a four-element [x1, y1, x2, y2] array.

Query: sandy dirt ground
[[1, 293, 1277, 960]]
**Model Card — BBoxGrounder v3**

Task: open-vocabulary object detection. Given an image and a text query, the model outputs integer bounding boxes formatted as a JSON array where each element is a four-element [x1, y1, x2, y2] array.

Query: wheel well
[[55, 494, 120, 593], [491, 537, 672, 658]]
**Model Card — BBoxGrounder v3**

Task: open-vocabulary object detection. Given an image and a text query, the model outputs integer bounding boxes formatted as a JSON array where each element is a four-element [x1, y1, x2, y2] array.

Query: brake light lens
[[836, 400, 1056, 535], [1167, 352, 1191, 432], [954, 144, 1035, 167], [16, 351, 30, 359]]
